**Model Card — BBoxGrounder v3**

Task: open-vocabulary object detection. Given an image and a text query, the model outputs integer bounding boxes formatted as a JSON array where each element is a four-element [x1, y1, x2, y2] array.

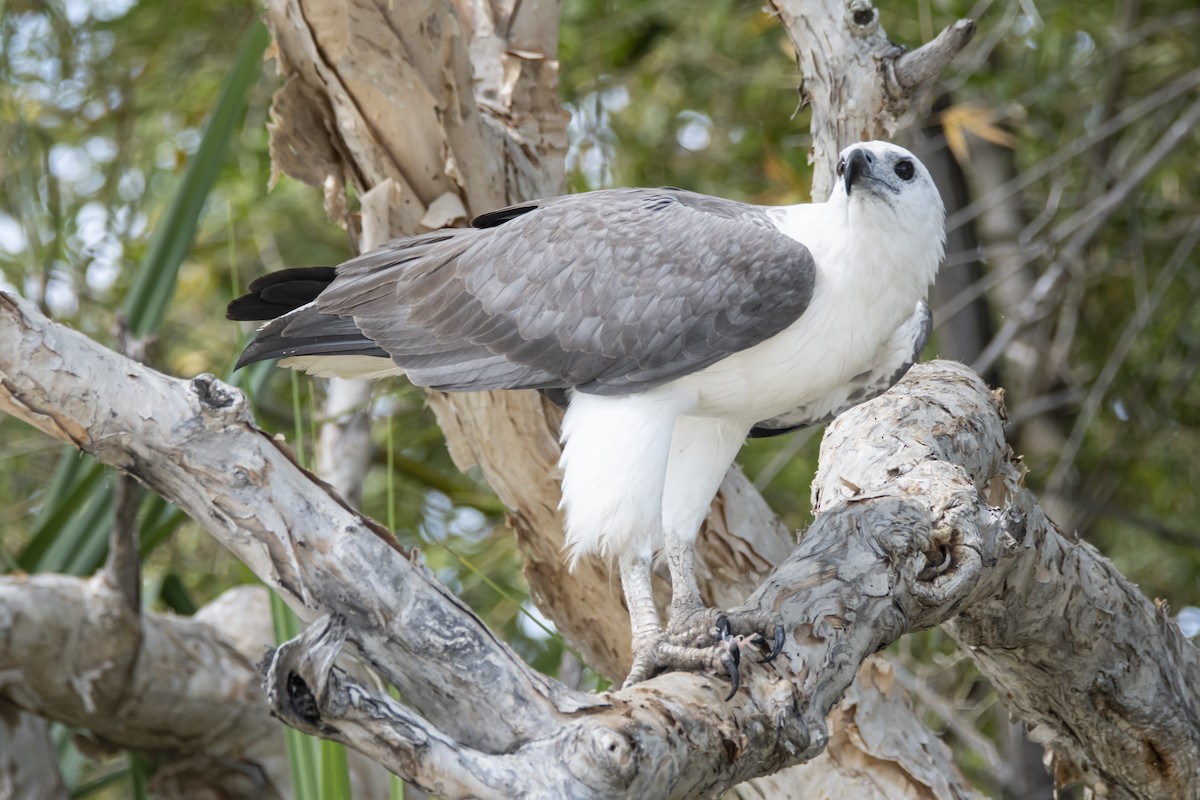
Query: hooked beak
[[844, 149, 871, 195]]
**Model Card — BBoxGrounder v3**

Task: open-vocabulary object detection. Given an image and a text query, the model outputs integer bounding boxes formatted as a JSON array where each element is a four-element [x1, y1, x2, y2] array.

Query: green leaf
[[320, 739, 353, 799], [121, 21, 272, 337], [18, 454, 104, 571]]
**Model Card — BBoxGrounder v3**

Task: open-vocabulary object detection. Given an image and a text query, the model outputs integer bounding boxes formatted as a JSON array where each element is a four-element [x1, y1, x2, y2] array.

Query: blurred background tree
[[1, 0, 1196, 796]]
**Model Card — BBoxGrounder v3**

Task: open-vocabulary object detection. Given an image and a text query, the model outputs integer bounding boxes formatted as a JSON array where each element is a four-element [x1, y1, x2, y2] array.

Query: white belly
[[658, 268, 916, 422]]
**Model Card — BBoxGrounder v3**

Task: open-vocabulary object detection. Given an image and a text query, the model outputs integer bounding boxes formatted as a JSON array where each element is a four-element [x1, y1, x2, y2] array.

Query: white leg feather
[[661, 416, 751, 621], [558, 391, 690, 565]]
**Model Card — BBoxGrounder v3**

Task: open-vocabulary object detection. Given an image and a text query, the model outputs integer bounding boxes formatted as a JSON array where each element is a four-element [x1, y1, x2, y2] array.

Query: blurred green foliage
[[1, 0, 1198, 796]]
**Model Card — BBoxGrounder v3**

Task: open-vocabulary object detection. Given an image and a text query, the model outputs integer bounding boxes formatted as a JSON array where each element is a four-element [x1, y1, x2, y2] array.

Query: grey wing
[[316, 188, 816, 395], [749, 300, 933, 438]]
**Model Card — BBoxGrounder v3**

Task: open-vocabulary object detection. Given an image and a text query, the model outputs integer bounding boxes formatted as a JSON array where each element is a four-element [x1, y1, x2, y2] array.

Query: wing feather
[[314, 188, 816, 395]]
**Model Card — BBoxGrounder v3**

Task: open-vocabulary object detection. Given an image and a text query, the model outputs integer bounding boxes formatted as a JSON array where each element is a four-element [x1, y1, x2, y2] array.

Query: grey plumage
[[230, 140, 949, 697], [239, 188, 816, 396]]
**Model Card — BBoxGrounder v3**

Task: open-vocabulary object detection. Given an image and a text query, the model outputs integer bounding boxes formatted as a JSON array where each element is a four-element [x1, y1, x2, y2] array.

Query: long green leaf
[[17, 19, 271, 578], [35, 481, 112, 574], [321, 740, 353, 799], [122, 21, 271, 336], [18, 453, 103, 570]]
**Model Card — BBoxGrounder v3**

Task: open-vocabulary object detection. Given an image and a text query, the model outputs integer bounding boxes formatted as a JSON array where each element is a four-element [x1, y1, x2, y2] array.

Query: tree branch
[[808, 364, 1200, 798], [0, 573, 287, 797], [1, 290, 981, 797], [891, 19, 977, 90], [6, 287, 1194, 795], [768, 0, 975, 197], [0, 290, 585, 753]]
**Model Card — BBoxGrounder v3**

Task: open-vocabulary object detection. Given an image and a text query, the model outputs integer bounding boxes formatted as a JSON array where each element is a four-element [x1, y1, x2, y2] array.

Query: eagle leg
[[619, 553, 664, 684], [620, 536, 784, 697], [664, 530, 786, 665], [619, 553, 743, 694]]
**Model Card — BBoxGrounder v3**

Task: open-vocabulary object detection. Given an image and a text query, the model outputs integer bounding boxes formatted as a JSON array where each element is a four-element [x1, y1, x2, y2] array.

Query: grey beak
[[844, 149, 871, 195]]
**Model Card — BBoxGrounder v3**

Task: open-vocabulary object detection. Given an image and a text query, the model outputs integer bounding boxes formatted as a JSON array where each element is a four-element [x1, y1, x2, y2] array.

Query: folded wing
[[235, 188, 817, 397]]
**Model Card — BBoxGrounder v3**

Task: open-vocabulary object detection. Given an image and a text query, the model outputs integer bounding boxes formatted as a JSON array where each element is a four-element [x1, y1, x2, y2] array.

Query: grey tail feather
[[229, 266, 391, 370], [234, 305, 391, 370]]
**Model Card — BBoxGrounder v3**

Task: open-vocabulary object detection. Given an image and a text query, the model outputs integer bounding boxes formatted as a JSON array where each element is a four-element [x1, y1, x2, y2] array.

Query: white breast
[[651, 202, 935, 422]]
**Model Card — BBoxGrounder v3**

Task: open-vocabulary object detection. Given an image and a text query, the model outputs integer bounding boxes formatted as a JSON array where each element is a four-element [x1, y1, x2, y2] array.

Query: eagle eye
[[836, 158, 846, 177], [894, 159, 915, 180]]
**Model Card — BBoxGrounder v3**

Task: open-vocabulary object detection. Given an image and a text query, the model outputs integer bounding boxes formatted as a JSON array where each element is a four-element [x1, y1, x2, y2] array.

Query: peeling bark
[[808, 364, 1200, 799], [4, 287, 1194, 797], [0, 573, 288, 798]]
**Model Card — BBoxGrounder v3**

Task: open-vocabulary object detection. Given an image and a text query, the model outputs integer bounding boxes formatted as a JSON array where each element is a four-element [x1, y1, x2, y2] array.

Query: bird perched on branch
[[229, 140, 945, 697]]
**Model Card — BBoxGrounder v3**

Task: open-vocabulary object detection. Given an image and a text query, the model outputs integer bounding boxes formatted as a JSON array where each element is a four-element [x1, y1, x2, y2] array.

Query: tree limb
[[768, 0, 975, 197], [808, 364, 1200, 798], [0, 290, 585, 754], [12, 286, 1194, 796], [0, 573, 287, 797], [891, 20, 977, 91], [1, 289, 987, 797]]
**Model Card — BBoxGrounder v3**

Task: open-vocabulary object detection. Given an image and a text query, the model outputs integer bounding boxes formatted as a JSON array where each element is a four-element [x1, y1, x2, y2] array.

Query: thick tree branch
[[0, 574, 287, 797], [1, 290, 982, 797], [805, 364, 1200, 798], [0, 291, 587, 753], [6, 287, 1194, 796], [0, 578, 390, 798]]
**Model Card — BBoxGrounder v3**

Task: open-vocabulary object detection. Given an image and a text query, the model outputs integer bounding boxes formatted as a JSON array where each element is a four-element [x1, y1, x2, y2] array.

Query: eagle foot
[[623, 610, 786, 699], [622, 632, 744, 700], [665, 608, 785, 665]]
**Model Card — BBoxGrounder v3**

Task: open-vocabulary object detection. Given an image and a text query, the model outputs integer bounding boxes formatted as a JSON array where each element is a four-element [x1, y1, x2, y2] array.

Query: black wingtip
[[226, 294, 276, 322], [226, 266, 338, 322]]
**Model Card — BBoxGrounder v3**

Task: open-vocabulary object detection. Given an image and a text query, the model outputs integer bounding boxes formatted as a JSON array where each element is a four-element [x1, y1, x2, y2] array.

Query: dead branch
[[7, 288, 1194, 796], [0, 573, 287, 797]]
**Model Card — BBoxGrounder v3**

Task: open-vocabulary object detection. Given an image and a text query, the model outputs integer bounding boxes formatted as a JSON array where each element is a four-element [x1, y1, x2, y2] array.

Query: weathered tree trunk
[[4, 290, 1197, 797]]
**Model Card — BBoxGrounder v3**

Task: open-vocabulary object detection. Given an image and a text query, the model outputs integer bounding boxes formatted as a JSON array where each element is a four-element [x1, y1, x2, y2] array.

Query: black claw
[[722, 648, 741, 701], [758, 625, 786, 663], [715, 614, 732, 641]]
